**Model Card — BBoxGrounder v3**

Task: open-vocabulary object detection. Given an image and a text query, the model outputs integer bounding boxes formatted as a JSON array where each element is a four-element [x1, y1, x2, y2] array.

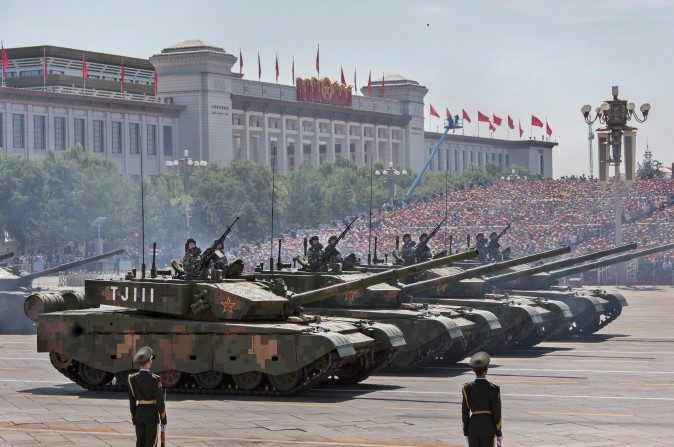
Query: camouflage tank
[[25, 265, 418, 396], [256, 251, 484, 369], [400, 246, 575, 347], [0, 249, 124, 334], [505, 243, 674, 332]]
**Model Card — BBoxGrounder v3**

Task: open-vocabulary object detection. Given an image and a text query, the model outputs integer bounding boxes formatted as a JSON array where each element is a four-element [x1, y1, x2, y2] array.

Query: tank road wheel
[[389, 348, 420, 369], [233, 371, 263, 390], [268, 370, 303, 392], [194, 370, 224, 389], [115, 370, 133, 388], [79, 363, 113, 386], [49, 352, 72, 370], [158, 370, 183, 388]]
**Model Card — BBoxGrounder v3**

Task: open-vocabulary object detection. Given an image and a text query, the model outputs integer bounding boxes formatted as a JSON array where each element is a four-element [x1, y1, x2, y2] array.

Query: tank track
[[387, 332, 455, 371], [325, 348, 397, 385], [50, 351, 340, 397]]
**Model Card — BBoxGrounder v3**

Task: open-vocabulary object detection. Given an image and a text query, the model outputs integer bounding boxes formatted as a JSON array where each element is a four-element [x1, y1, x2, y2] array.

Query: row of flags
[[0, 43, 159, 96], [239, 45, 387, 96], [430, 104, 553, 137]]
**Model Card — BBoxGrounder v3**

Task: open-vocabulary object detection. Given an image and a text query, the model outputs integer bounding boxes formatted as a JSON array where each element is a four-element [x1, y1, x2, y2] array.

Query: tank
[[0, 249, 124, 334], [25, 264, 422, 396], [505, 243, 674, 332], [0, 251, 14, 262], [402, 246, 575, 348], [257, 251, 484, 368]]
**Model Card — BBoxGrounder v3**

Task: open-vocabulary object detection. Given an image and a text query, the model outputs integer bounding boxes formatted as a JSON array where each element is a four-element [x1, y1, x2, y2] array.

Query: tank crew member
[[182, 238, 203, 280], [415, 233, 432, 263], [307, 236, 324, 272], [128, 346, 167, 447], [208, 240, 228, 270], [475, 233, 488, 262], [324, 235, 342, 267], [487, 232, 502, 261], [401, 233, 417, 266], [461, 351, 502, 447]]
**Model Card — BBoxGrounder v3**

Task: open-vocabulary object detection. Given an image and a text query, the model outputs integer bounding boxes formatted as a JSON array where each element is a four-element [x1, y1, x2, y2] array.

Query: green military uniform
[[462, 352, 502, 447], [400, 234, 416, 266], [182, 238, 203, 280], [307, 236, 324, 272], [475, 233, 488, 262], [128, 347, 167, 447], [415, 233, 432, 263]]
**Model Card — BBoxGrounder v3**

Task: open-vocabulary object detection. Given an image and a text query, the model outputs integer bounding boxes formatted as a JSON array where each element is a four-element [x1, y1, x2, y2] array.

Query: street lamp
[[375, 162, 408, 204], [581, 85, 650, 283], [165, 149, 208, 234]]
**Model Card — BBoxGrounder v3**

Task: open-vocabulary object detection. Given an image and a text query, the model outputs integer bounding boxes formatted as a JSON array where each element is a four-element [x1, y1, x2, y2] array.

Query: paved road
[[1, 286, 673, 446]]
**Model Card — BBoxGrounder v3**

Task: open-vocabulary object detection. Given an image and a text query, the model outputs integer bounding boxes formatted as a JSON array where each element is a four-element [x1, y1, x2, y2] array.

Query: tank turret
[[0, 249, 124, 291], [0, 252, 14, 262]]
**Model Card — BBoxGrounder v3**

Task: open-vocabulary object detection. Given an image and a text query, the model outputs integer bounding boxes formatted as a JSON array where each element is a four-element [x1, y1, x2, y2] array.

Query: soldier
[[475, 233, 488, 262], [415, 233, 432, 263], [323, 235, 342, 266], [461, 351, 502, 447], [487, 232, 502, 261], [208, 240, 228, 270], [182, 238, 202, 280], [128, 346, 167, 447], [306, 236, 324, 272], [400, 233, 416, 266]]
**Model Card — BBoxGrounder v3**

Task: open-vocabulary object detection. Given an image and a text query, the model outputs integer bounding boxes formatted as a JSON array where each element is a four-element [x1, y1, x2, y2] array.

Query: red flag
[[153, 70, 158, 96], [1, 43, 8, 77], [82, 55, 88, 85], [462, 109, 471, 123], [531, 115, 543, 127], [546, 121, 553, 136], [489, 122, 496, 132], [430, 104, 440, 118], [43, 46, 48, 86], [507, 115, 514, 130], [381, 73, 385, 98], [340, 67, 346, 85], [367, 71, 371, 95], [275, 54, 279, 82], [353, 68, 357, 93], [315, 44, 320, 75], [477, 111, 490, 122], [291, 57, 295, 84], [257, 52, 261, 80], [239, 49, 243, 75], [446, 107, 452, 118], [120, 62, 125, 93], [519, 120, 524, 138], [492, 114, 502, 126]]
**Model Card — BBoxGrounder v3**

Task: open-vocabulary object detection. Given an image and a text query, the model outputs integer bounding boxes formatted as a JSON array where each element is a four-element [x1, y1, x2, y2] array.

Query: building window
[[454, 150, 459, 171], [539, 150, 545, 176], [350, 142, 356, 161], [112, 122, 122, 153], [93, 120, 105, 153], [147, 124, 157, 155], [163, 126, 173, 156], [54, 117, 66, 150], [33, 115, 46, 150], [303, 142, 311, 163], [335, 142, 342, 158], [0, 113, 3, 147], [12, 114, 25, 149], [498, 153, 503, 166], [287, 139, 295, 170], [319, 143, 327, 164], [505, 154, 510, 166], [74, 118, 85, 150], [129, 123, 140, 154]]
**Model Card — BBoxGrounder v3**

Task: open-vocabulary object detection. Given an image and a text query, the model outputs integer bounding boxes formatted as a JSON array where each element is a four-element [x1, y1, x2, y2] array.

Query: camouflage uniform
[[182, 248, 203, 280], [307, 242, 324, 272], [415, 234, 432, 263], [401, 240, 417, 266], [475, 233, 488, 262], [323, 236, 342, 267], [487, 232, 502, 261]]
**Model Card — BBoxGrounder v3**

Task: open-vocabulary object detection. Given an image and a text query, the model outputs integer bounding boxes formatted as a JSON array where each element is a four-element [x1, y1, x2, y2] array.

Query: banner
[[297, 77, 352, 107]]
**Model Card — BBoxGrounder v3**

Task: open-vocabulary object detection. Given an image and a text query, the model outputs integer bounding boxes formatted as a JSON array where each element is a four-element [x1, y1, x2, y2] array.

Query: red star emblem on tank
[[343, 290, 358, 304], [436, 281, 448, 295], [220, 297, 237, 313]]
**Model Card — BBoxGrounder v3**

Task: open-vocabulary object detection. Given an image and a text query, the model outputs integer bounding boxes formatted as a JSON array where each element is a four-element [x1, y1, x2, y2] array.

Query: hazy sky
[[1, 0, 672, 177]]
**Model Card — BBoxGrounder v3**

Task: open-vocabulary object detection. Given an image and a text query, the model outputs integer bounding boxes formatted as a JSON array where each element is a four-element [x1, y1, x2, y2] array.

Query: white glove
[[497, 435, 503, 447], [464, 436, 469, 445], [160, 424, 166, 432]]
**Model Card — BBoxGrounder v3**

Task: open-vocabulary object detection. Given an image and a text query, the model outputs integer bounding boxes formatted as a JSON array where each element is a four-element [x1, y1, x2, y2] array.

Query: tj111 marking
[[109, 286, 155, 303]]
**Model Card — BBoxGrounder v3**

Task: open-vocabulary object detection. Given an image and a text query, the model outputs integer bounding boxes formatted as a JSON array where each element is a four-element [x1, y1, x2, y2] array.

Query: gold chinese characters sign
[[296, 77, 352, 107]]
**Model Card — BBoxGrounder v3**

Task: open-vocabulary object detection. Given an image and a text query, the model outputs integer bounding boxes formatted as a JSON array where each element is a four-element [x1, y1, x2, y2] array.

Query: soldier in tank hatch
[[415, 233, 432, 263], [182, 238, 202, 280], [128, 346, 167, 447], [306, 236, 324, 271], [461, 351, 502, 447], [475, 233, 488, 262], [400, 233, 416, 266]]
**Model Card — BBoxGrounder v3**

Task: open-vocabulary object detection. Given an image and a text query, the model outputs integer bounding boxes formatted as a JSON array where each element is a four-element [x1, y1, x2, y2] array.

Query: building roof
[[161, 40, 226, 54], [4, 45, 153, 70], [424, 131, 558, 149]]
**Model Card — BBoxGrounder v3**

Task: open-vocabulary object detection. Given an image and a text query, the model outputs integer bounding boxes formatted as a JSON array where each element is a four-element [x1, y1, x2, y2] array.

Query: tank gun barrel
[[484, 243, 637, 285], [401, 245, 570, 295], [20, 249, 125, 281], [0, 252, 14, 261], [549, 243, 674, 279], [288, 249, 478, 308]]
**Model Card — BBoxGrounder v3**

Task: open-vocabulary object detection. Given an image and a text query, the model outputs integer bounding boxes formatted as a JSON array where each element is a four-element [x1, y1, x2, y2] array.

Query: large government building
[[0, 40, 556, 177]]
